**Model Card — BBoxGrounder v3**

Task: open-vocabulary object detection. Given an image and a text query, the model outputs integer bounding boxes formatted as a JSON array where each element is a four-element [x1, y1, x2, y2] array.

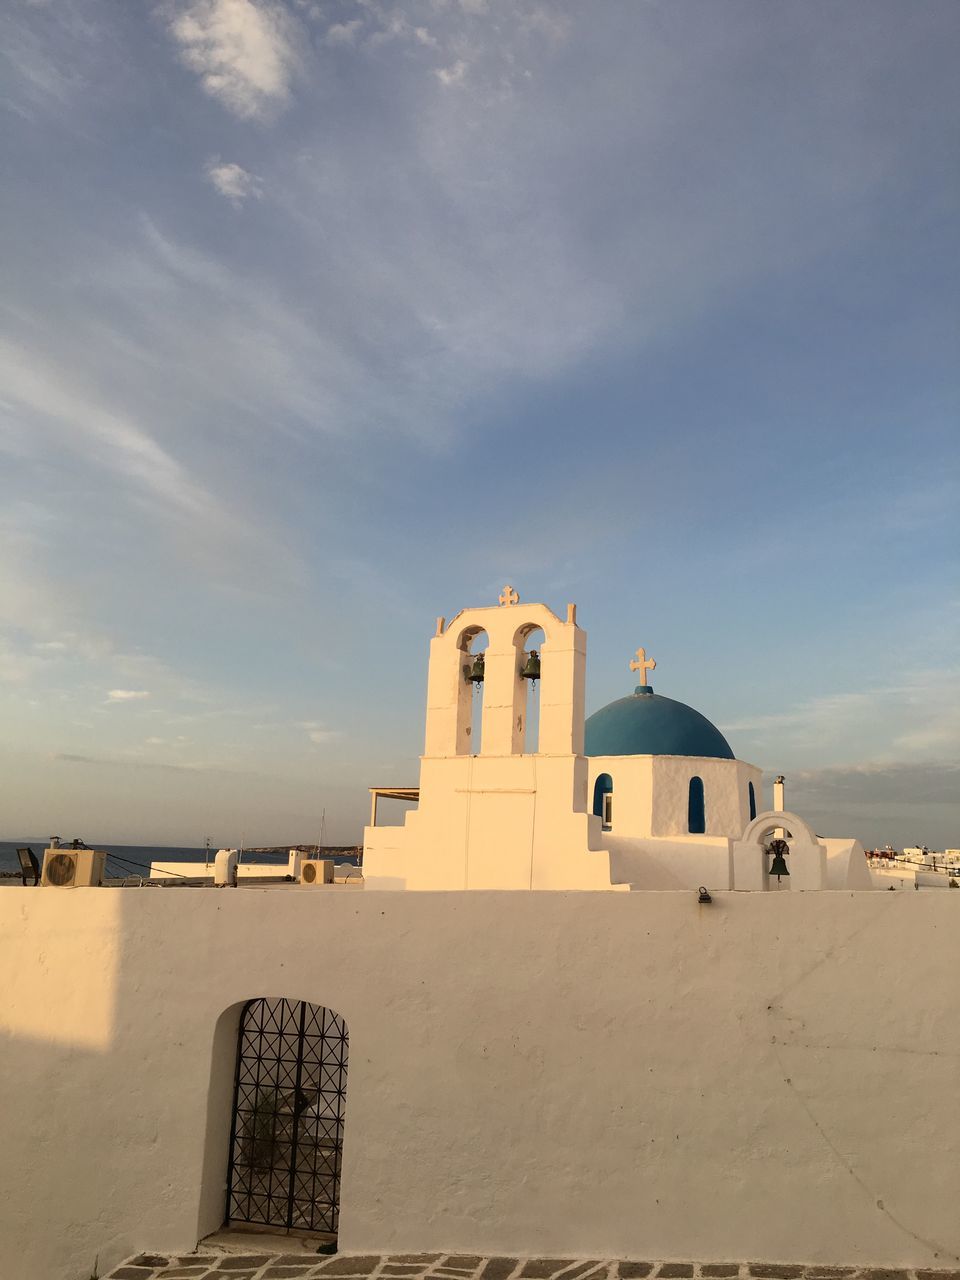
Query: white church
[[363, 587, 872, 893], [9, 588, 957, 1280]]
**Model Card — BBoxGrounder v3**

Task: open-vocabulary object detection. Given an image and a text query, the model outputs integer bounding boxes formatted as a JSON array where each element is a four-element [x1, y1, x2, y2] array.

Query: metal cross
[[498, 585, 519, 607], [629, 647, 656, 685]]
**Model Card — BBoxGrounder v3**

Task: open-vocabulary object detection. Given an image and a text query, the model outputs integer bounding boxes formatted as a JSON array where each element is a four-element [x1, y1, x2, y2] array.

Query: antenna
[[317, 808, 326, 854]]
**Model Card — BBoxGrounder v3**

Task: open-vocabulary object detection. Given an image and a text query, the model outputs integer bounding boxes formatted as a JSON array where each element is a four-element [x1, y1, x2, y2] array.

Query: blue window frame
[[593, 773, 614, 829], [688, 776, 705, 834]]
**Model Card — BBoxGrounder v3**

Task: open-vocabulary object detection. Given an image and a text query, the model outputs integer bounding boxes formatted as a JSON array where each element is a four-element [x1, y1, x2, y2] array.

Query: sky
[[1, 0, 958, 850]]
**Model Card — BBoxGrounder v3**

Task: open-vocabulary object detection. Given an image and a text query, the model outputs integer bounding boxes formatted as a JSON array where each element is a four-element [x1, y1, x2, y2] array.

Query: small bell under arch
[[765, 837, 790, 881], [463, 653, 485, 684], [519, 650, 541, 681]]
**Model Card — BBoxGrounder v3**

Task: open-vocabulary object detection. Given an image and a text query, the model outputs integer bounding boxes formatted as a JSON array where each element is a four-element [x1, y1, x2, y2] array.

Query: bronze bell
[[464, 653, 485, 684], [766, 837, 790, 881], [519, 650, 541, 681]]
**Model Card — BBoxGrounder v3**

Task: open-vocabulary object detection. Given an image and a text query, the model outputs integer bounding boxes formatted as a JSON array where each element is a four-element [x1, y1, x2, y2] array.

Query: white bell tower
[[363, 588, 622, 890]]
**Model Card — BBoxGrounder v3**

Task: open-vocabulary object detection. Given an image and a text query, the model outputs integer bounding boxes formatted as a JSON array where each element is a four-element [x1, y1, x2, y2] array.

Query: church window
[[593, 773, 614, 830], [688, 776, 705, 834], [748, 781, 757, 821]]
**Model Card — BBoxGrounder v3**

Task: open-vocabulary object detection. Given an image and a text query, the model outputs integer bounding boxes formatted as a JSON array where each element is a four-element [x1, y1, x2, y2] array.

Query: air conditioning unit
[[300, 858, 334, 887], [41, 847, 106, 887]]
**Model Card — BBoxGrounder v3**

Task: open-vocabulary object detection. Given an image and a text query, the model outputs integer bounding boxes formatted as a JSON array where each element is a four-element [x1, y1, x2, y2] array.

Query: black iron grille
[[227, 997, 348, 1234]]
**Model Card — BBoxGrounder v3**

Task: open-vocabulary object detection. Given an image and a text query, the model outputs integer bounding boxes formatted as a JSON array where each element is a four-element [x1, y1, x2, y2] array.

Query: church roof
[[584, 686, 735, 760]]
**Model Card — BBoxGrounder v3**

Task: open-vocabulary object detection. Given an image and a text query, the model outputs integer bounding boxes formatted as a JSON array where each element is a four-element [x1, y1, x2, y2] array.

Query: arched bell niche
[[457, 626, 488, 755], [514, 623, 545, 753]]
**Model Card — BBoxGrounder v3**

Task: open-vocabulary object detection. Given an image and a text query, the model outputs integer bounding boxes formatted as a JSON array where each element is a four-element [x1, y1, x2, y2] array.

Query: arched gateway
[[226, 998, 348, 1235]]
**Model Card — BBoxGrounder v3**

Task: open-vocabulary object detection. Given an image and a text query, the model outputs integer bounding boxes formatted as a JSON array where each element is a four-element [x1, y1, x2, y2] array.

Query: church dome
[[584, 686, 735, 760]]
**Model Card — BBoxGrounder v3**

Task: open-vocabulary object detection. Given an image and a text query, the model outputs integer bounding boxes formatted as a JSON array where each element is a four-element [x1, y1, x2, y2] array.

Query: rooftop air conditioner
[[300, 858, 334, 887], [41, 847, 106, 887]]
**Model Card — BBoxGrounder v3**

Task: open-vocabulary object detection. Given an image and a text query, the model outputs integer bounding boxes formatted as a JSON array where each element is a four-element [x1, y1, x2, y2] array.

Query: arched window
[[748, 781, 757, 822], [688, 776, 705, 834], [593, 773, 614, 830]]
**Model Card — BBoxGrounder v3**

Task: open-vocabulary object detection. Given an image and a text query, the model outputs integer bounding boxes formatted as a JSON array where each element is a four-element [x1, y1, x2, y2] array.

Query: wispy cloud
[[53, 750, 240, 774], [324, 20, 362, 48], [435, 59, 466, 87], [107, 689, 151, 702], [785, 761, 960, 807], [297, 720, 341, 746], [167, 0, 299, 119], [205, 159, 263, 204], [722, 668, 960, 767]]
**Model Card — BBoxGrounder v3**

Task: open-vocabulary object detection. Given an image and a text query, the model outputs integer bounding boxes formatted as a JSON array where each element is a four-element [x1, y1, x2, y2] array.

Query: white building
[[363, 589, 871, 893]]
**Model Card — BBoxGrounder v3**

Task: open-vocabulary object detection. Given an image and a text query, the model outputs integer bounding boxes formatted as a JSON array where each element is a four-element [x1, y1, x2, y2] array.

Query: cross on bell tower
[[498, 585, 519, 607], [629, 647, 656, 686]]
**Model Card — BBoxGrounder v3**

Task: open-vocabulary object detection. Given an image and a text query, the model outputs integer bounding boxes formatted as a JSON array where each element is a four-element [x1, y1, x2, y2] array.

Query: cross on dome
[[498, 585, 520, 607], [629, 647, 656, 686]]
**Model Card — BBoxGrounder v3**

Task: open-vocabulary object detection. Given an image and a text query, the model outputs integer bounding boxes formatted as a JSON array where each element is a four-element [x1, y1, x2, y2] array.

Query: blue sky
[[1, 0, 957, 849]]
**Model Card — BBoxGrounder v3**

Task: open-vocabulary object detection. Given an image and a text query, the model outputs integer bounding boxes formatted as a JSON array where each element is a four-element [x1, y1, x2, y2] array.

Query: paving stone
[[522, 1261, 575, 1278], [747, 1269, 805, 1279], [316, 1257, 384, 1276], [262, 1268, 319, 1278], [382, 1268, 431, 1275], [917, 1272, 960, 1280], [804, 1270, 857, 1278], [130, 1258, 171, 1269], [434, 1270, 481, 1277], [558, 1265, 602, 1280], [657, 1266, 694, 1279], [442, 1260, 484, 1270], [859, 1272, 910, 1280], [110, 1269, 157, 1279], [618, 1265, 654, 1279], [701, 1267, 740, 1277], [163, 1269, 213, 1278], [390, 1258, 442, 1266], [216, 1260, 274, 1272], [481, 1259, 519, 1280]]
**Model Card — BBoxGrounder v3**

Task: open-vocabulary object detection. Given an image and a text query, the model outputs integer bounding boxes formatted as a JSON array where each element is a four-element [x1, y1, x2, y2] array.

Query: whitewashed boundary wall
[[0, 890, 957, 1280]]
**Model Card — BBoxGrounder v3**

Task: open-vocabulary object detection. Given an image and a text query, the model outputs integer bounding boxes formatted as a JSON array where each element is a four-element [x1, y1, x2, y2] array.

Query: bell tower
[[363, 589, 622, 891]]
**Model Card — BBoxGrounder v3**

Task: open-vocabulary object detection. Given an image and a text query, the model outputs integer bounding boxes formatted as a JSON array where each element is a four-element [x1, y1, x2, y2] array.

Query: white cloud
[[167, 0, 298, 119], [325, 19, 362, 46], [107, 689, 151, 702], [205, 159, 263, 204], [297, 720, 340, 745], [435, 59, 466, 86]]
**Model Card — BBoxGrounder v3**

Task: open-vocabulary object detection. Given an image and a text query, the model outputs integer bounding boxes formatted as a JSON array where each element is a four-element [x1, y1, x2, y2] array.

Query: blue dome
[[584, 686, 735, 760]]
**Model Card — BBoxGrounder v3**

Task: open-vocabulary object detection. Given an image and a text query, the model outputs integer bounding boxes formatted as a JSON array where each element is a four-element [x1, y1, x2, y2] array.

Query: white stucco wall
[[1, 888, 958, 1280], [586, 756, 763, 840]]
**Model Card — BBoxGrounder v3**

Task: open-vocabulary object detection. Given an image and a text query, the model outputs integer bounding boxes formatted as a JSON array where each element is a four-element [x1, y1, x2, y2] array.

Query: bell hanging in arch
[[519, 650, 541, 681], [766, 837, 790, 881], [464, 653, 485, 684]]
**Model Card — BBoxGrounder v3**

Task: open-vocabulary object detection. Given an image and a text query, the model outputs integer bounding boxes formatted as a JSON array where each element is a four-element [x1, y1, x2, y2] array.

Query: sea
[[0, 840, 359, 880]]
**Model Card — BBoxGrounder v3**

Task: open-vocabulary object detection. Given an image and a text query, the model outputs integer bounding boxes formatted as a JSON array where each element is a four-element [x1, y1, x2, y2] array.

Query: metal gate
[[226, 998, 348, 1234]]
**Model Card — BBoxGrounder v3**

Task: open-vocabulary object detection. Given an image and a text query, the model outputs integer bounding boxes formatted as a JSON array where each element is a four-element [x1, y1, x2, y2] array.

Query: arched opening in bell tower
[[514, 624, 545, 753], [459, 627, 489, 754]]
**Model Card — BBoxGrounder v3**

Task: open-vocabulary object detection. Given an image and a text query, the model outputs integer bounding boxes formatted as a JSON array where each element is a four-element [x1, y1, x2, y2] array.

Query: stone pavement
[[105, 1253, 960, 1280]]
